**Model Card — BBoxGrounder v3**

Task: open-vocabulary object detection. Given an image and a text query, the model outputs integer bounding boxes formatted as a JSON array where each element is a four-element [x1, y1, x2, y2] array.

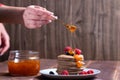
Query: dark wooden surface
[[0, 0, 120, 60], [0, 59, 120, 80]]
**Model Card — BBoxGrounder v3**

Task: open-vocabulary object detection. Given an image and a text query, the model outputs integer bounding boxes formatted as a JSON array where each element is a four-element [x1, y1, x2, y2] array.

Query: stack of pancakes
[[57, 54, 84, 75]]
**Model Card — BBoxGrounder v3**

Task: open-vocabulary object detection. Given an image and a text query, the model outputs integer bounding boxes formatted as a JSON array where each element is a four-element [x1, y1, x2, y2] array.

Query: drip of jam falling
[[65, 24, 77, 32]]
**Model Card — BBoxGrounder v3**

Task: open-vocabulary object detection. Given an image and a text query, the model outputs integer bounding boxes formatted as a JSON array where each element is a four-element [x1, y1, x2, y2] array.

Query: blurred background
[[0, 0, 120, 61]]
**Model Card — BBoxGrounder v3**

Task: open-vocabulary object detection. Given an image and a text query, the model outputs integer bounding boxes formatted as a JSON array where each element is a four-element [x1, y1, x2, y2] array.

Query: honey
[[8, 60, 40, 76]]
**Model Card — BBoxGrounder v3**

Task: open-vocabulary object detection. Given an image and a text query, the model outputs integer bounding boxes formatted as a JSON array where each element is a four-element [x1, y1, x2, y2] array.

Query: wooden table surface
[[0, 59, 120, 80]]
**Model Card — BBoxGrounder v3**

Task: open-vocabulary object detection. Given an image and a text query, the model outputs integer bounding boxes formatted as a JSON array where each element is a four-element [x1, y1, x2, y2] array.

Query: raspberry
[[64, 46, 72, 52], [79, 71, 87, 75], [61, 70, 69, 75], [74, 48, 82, 55], [87, 70, 94, 74]]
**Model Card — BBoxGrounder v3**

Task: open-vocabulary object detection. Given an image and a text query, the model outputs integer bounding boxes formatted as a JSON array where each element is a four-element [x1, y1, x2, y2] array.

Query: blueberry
[[49, 71, 55, 75], [65, 52, 69, 55]]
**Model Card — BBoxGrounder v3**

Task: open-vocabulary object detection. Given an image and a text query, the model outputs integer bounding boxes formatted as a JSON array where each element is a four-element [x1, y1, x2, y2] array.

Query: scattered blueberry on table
[[49, 71, 55, 75]]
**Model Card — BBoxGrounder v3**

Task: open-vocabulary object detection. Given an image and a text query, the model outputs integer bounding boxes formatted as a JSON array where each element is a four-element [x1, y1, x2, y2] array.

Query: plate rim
[[40, 68, 101, 77]]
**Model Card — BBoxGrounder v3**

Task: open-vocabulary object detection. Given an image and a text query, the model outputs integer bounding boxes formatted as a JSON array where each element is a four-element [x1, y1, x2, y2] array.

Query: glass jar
[[8, 50, 40, 76]]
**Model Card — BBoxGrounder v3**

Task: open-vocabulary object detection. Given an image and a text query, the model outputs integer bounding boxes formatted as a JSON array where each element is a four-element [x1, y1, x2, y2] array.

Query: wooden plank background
[[0, 0, 120, 61]]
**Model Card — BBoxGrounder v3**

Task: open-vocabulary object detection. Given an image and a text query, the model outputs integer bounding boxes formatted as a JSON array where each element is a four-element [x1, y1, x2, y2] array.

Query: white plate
[[40, 68, 101, 79]]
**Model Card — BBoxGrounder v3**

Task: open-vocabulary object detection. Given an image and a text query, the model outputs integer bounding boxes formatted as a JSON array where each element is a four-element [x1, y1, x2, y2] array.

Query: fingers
[[0, 37, 10, 56], [24, 13, 56, 21], [23, 5, 58, 29], [24, 19, 51, 29], [0, 24, 10, 56], [28, 5, 54, 16], [0, 36, 1, 47], [24, 5, 58, 20]]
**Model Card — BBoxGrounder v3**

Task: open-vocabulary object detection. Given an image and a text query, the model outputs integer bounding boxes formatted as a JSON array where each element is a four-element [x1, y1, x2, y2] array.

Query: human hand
[[0, 23, 10, 55], [23, 5, 58, 29]]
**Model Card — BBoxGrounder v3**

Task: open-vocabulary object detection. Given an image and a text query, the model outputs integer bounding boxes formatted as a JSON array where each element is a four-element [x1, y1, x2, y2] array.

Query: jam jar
[[8, 50, 40, 76]]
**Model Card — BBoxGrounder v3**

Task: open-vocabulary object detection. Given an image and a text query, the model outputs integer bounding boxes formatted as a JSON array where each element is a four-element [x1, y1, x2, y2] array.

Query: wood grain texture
[[0, 0, 120, 60], [0, 59, 120, 80]]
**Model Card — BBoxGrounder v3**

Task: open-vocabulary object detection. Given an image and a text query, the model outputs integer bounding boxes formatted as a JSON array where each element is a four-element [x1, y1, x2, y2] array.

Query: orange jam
[[74, 54, 84, 61], [68, 49, 75, 55], [65, 24, 77, 32], [8, 59, 40, 76], [76, 61, 84, 68]]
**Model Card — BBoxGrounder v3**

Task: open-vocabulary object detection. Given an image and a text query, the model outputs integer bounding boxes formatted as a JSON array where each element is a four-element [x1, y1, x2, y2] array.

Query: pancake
[[57, 54, 85, 75]]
